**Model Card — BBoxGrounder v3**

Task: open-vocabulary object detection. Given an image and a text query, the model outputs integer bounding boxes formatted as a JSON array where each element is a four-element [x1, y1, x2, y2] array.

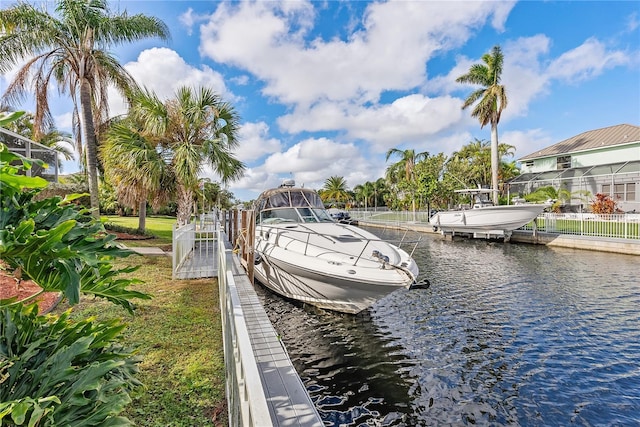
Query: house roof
[[519, 123, 640, 161]]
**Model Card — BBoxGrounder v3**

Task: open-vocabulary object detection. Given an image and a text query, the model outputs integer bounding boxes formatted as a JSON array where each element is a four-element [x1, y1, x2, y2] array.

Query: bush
[[590, 193, 622, 214], [0, 304, 142, 426], [1, 142, 149, 425]]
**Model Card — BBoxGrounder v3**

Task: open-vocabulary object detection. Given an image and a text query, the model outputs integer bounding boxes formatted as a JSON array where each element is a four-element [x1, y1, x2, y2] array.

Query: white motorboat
[[253, 180, 421, 314], [429, 188, 547, 239]]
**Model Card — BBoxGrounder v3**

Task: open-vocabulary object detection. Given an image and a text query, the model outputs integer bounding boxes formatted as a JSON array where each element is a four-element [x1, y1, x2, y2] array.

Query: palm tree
[[371, 178, 387, 211], [127, 86, 244, 226], [0, 110, 25, 127], [320, 176, 351, 207], [0, 0, 170, 217], [449, 138, 515, 191], [385, 148, 428, 217], [102, 118, 172, 231], [456, 45, 508, 204], [353, 181, 375, 210]]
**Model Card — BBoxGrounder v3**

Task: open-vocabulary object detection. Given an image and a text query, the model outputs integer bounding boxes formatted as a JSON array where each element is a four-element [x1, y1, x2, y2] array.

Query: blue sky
[[2, 0, 639, 202]]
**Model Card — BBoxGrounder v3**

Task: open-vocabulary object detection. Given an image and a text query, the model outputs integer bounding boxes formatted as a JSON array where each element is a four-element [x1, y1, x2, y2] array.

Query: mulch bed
[[0, 265, 60, 314], [0, 232, 144, 315], [109, 231, 154, 240]]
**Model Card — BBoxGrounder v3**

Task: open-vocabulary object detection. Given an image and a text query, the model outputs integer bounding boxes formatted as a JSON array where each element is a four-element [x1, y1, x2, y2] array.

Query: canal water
[[255, 229, 640, 426]]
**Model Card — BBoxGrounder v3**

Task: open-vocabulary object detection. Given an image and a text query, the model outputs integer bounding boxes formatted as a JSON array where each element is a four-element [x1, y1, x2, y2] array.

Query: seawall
[[358, 221, 640, 256]]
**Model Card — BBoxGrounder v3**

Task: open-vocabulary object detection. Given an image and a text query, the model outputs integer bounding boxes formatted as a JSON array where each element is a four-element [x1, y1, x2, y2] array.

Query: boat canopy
[[255, 187, 324, 211]]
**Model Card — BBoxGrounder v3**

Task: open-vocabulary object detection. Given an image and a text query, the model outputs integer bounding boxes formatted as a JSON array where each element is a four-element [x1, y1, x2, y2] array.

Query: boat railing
[[260, 224, 422, 267]]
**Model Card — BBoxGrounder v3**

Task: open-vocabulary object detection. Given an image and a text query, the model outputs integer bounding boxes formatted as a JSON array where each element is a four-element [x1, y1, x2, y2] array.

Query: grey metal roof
[[518, 123, 640, 161]]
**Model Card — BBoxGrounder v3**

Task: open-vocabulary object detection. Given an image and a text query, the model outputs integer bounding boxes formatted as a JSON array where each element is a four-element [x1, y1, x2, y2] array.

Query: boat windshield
[[256, 187, 335, 224], [258, 207, 334, 224]]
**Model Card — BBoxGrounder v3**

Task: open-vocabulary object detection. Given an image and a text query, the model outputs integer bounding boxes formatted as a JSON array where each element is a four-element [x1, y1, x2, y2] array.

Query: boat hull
[[253, 223, 418, 314], [430, 204, 546, 235]]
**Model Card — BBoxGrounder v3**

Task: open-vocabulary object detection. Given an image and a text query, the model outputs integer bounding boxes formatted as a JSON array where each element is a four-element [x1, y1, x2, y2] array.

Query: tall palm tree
[[456, 45, 508, 204], [127, 86, 244, 226], [371, 178, 387, 211], [320, 176, 351, 207], [353, 181, 375, 210], [385, 148, 428, 216], [102, 118, 173, 231], [0, 0, 170, 217]]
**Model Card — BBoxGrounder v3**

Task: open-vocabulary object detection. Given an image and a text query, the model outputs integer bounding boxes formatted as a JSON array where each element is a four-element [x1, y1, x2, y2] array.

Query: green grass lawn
[[103, 215, 176, 245], [52, 255, 227, 426]]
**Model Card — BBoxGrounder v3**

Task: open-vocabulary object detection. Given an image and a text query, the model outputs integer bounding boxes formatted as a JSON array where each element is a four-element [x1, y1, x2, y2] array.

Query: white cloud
[[277, 94, 464, 153], [198, 1, 515, 107], [53, 111, 74, 130], [263, 137, 358, 174], [547, 38, 629, 83], [254, 137, 378, 191], [502, 128, 555, 161], [108, 47, 234, 117], [232, 168, 281, 194], [179, 8, 210, 36], [236, 121, 282, 162]]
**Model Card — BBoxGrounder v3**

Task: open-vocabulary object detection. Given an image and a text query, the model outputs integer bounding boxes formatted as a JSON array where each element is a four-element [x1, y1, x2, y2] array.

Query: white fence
[[520, 212, 640, 240], [349, 209, 432, 226], [349, 209, 640, 241], [172, 213, 219, 279]]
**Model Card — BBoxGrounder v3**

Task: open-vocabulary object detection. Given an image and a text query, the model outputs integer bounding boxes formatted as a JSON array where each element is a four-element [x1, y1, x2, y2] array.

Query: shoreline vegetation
[[53, 216, 227, 426]]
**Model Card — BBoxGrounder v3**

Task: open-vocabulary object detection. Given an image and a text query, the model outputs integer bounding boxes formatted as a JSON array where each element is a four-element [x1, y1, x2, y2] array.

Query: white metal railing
[[520, 212, 640, 240], [349, 209, 432, 225], [217, 231, 272, 426], [350, 209, 639, 241], [172, 213, 219, 279], [172, 222, 195, 279], [1, 127, 59, 181]]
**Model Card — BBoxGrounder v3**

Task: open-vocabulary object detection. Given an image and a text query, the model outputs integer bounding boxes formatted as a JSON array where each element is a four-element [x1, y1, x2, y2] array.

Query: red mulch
[[0, 265, 60, 314], [109, 231, 153, 240], [0, 231, 150, 315]]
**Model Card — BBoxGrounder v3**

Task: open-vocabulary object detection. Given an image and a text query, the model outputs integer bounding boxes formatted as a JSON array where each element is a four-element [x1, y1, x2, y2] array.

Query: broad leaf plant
[[1, 141, 151, 426]]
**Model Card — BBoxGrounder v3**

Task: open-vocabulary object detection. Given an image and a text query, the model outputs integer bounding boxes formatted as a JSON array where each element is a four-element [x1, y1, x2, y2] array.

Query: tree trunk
[[79, 79, 101, 218], [412, 195, 416, 222], [176, 185, 193, 226], [490, 122, 499, 205], [138, 200, 147, 232]]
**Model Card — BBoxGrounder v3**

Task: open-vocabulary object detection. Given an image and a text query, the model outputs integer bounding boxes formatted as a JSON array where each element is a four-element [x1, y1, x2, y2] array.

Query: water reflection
[[257, 230, 640, 426]]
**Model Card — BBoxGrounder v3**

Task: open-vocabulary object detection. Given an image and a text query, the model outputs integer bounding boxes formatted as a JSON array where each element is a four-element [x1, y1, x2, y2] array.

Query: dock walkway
[[165, 221, 322, 426], [225, 244, 323, 425]]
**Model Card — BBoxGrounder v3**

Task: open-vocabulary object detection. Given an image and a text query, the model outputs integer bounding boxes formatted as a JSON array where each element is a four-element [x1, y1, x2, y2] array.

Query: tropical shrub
[[0, 142, 150, 425], [0, 305, 141, 426], [590, 193, 622, 214], [0, 144, 148, 311]]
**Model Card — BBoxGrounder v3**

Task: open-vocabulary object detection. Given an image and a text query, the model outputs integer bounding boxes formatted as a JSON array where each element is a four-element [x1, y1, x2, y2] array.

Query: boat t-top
[[253, 180, 420, 314]]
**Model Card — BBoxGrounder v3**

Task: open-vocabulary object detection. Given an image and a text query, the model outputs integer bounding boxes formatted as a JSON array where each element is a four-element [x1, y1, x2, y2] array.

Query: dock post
[[239, 210, 255, 284]]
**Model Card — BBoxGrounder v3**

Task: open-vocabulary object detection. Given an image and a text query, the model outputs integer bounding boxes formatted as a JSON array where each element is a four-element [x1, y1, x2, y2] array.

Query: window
[[604, 183, 636, 201], [626, 183, 635, 201], [556, 155, 571, 170]]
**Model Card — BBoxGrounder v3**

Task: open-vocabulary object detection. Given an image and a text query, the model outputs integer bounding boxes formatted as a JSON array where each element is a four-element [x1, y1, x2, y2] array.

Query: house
[[0, 127, 59, 182], [507, 124, 639, 212]]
